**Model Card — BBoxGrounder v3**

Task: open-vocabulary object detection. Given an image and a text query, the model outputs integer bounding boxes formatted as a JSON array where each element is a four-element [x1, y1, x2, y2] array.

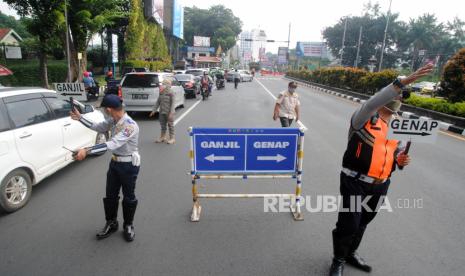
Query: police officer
[[70, 94, 141, 242], [329, 64, 433, 276]]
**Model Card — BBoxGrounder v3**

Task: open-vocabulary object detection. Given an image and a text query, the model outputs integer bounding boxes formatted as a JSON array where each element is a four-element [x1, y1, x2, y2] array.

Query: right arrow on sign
[[205, 154, 235, 163], [393, 131, 431, 136], [257, 154, 287, 163]]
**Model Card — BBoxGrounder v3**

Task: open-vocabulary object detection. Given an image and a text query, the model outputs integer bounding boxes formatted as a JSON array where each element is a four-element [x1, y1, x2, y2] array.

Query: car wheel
[[0, 169, 32, 213]]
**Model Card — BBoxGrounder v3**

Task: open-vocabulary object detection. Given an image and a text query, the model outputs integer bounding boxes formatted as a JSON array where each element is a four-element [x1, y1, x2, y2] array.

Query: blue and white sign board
[[192, 128, 302, 174]]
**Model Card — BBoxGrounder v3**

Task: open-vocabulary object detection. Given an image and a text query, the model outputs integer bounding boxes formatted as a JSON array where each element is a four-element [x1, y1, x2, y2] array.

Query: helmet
[[83, 71, 90, 77], [107, 71, 113, 77]]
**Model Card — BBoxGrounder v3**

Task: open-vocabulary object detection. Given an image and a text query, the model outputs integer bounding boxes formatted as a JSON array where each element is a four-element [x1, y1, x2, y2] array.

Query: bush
[[122, 59, 172, 72], [404, 94, 465, 118], [0, 60, 67, 87], [440, 47, 465, 103]]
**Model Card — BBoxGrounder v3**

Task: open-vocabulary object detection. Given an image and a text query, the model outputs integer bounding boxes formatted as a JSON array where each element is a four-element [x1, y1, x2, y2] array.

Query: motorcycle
[[200, 82, 210, 100], [215, 74, 225, 89]]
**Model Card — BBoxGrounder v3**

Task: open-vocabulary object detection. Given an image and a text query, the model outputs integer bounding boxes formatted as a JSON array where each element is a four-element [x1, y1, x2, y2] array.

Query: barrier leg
[[292, 182, 304, 221], [190, 178, 202, 222]]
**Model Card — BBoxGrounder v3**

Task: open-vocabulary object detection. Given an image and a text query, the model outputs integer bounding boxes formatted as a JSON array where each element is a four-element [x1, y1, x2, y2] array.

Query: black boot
[[346, 226, 372, 272], [329, 258, 345, 276], [122, 200, 138, 242], [329, 229, 353, 276], [96, 198, 119, 240]]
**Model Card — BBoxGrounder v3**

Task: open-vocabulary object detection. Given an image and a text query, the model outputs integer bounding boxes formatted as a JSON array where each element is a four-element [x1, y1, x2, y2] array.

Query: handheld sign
[[192, 128, 301, 174], [54, 83, 87, 101], [388, 118, 440, 144]]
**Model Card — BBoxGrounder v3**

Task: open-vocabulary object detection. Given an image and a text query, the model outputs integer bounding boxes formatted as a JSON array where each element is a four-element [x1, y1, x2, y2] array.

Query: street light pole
[[354, 26, 363, 67], [340, 17, 348, 66], [64, 0, 72, 82], [379, 0, 393, 71]]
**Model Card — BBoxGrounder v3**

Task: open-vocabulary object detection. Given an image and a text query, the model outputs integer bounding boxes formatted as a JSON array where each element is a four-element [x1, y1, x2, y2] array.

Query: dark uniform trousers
[[103, 160, 140, 226], [332, 172, 390, 259]]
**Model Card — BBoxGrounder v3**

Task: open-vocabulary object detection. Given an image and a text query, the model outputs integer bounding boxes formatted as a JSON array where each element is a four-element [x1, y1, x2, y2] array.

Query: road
[[1, 76, 464, 276]]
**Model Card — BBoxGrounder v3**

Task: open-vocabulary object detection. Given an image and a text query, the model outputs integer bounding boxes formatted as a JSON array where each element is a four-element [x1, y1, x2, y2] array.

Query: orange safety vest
[[342, 116, 399, 179]]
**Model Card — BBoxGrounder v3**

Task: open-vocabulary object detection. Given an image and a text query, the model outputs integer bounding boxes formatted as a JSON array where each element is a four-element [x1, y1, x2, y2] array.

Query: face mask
[[289, 88, 296, 93], [103, 109, 111, 119]]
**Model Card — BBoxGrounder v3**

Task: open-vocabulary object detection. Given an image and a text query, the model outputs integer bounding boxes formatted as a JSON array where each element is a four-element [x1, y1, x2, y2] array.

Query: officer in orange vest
[[329, 64, 434, 276]]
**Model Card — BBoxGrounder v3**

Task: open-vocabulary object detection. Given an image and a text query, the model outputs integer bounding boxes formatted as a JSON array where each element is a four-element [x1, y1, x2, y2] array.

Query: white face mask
[[289, 88, 296, 93]]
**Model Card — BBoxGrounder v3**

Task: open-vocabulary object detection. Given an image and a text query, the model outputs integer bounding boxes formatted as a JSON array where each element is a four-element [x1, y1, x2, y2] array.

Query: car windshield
[[122, 74, 159, 88], [175, 74, 193, 81]]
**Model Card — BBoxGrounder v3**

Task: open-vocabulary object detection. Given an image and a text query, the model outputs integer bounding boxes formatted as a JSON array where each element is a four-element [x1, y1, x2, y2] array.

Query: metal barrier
[[188, 127, 306, 222]]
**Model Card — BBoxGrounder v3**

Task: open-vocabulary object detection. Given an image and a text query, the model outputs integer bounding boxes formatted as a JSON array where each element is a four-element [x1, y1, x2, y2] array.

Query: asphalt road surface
[[1, 76, 464, 276]]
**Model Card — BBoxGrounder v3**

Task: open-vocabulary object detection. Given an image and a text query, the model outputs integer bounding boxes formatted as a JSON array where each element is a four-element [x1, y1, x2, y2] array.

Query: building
[[0, 28, 23, 46], [239, 29, 267, 67]]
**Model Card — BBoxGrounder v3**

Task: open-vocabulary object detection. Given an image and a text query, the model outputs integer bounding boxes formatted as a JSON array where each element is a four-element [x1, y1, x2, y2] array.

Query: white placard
[[388, 118, 440, 144], [54, 83, 87, 102], [5, 46, 22, 59], [112, 34, 118, 63]]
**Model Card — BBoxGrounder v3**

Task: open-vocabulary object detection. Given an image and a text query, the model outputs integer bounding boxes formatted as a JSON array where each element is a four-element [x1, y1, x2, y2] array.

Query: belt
[[111, 155, 132, 162], [342, 168, 387, 184]]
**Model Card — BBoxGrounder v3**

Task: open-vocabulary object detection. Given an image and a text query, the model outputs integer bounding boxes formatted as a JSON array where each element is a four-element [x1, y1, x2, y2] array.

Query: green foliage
[[123, 59, 172, 72], [0, 60, 67, 87], [287, 67, 397, 94], [184, 5, 242, 52], [404, 94, 465, 118], [440, 48, 465, 102], [0, 12, 31, 39], [125, 0, 170, 61]]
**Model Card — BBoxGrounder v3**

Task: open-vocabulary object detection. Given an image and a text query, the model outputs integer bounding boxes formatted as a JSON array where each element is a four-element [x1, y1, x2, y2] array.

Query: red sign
[[0, 65, 13, 76]]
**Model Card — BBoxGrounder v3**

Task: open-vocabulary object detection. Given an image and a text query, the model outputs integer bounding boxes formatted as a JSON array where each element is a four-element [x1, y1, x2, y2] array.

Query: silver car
[[120, 72, 185, 113]]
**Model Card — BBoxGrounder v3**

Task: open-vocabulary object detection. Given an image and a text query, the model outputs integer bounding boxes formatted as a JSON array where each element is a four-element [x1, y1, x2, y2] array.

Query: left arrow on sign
[[257, 154, 287, 163], [205, 154, 235, 163]]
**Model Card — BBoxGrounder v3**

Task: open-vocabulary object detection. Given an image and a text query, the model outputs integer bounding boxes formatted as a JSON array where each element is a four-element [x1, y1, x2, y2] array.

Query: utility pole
[[354, 26, 363, 67], [287, 22, 291, 70], [379, 0, 393, 71], [340, 17, 348, 66], [64, 0, 72, 82]]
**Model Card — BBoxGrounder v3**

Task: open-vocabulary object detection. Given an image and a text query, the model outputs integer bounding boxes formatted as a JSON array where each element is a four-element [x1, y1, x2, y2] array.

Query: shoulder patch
[[122, 125, 135, 137]]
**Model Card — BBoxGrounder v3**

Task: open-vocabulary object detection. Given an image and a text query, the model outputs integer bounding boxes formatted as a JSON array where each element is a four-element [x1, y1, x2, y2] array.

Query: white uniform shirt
[[276, 90, 300, 119]]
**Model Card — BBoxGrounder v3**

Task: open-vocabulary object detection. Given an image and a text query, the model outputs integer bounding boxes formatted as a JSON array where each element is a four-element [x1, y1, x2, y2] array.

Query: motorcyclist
[[200, 71, 212, 99]]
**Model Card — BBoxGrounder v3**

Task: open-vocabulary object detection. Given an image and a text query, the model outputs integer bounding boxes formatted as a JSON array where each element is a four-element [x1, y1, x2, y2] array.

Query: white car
[[0, 87, 106, 213], [238, 70, 253, 82], [120, 72, 185, 113]]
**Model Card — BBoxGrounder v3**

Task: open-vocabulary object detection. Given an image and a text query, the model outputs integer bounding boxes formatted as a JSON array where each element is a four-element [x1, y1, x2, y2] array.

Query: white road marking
[[254, 78, 308, 131], [174, 99, 202, 126]]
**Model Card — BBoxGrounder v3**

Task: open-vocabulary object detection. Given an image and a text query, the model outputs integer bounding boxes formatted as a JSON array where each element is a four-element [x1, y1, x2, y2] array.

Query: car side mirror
[[84, 104, 94, 113]]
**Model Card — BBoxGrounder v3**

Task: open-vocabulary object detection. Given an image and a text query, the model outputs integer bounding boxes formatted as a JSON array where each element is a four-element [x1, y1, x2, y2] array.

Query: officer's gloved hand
[[132, 153, 141, 166]]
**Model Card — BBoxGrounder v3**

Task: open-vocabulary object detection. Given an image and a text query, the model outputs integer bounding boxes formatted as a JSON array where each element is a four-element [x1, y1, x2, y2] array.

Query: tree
[[440, 48, 465, 102], [184, 5, 242, 52], [0, 12, 31, 39], [5, 0, 63, 88], [67, 0, 127, 80]]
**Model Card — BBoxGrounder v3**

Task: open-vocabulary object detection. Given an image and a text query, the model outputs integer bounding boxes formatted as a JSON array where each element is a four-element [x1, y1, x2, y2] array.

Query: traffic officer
[[70, 94, 141, 242], [329, 64, 433, 276]]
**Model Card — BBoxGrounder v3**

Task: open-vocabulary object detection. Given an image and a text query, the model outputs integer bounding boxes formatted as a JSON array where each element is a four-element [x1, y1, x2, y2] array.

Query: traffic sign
[[192, 128, 301, 174], [388, 118, 440, 143], [54, 83, 87, 101]]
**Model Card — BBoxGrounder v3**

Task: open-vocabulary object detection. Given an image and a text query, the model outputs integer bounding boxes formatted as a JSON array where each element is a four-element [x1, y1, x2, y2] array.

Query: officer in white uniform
[[70, 94, 141, 242]]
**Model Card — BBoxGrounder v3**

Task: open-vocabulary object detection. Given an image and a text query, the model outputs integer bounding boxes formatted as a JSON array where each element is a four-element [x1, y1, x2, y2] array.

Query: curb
[[286, 77, 465, 137]]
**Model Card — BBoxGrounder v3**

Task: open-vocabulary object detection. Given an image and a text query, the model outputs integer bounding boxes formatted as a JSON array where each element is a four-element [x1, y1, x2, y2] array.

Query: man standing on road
[[70, 94, 141, 242], [273, 81, 300, 127], [329, 64, 434, 276], [150, 79, 176, 144]]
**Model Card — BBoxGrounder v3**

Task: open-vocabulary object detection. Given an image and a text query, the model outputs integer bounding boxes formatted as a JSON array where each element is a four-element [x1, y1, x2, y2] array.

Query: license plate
[[132, 94, 149, 100]]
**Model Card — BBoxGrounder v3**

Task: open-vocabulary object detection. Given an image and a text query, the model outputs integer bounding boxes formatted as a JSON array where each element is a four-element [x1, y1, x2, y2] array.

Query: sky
[[1, 0, 464, 53]]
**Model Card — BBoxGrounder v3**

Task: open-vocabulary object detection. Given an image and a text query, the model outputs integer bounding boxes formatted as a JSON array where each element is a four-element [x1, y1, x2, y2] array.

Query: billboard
[[278, 47, 288, 64], [5, 46, 22, 59], [172, 0, 184, 39], [194, 36, 210, 47], [296, 42, 326, 57], [144, 0, 164, 26]]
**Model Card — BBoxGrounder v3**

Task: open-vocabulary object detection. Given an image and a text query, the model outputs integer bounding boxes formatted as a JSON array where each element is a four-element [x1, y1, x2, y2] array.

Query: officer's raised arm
[[351, 64, 435, 130], [70, 107, 112, 133]]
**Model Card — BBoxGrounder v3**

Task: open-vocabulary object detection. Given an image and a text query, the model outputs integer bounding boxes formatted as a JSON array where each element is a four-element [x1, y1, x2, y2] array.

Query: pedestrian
[[149, 79, 176, 144], [70, 94, 141, 242], [273, 81, 300, 127], [329, 64, 434, 276]]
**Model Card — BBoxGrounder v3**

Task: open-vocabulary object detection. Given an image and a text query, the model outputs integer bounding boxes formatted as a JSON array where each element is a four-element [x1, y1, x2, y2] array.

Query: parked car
[[238, 70, 253, 82], [120, 72, 185, 113], [174, 70, 186, 75], [121, 67, 150, 76], [0, 87, 106, 213], [175, 74, 199, 99]]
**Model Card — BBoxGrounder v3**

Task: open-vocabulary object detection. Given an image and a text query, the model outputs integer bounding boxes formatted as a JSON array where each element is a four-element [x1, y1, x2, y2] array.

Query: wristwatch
[[393, 78, 405, 90]]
